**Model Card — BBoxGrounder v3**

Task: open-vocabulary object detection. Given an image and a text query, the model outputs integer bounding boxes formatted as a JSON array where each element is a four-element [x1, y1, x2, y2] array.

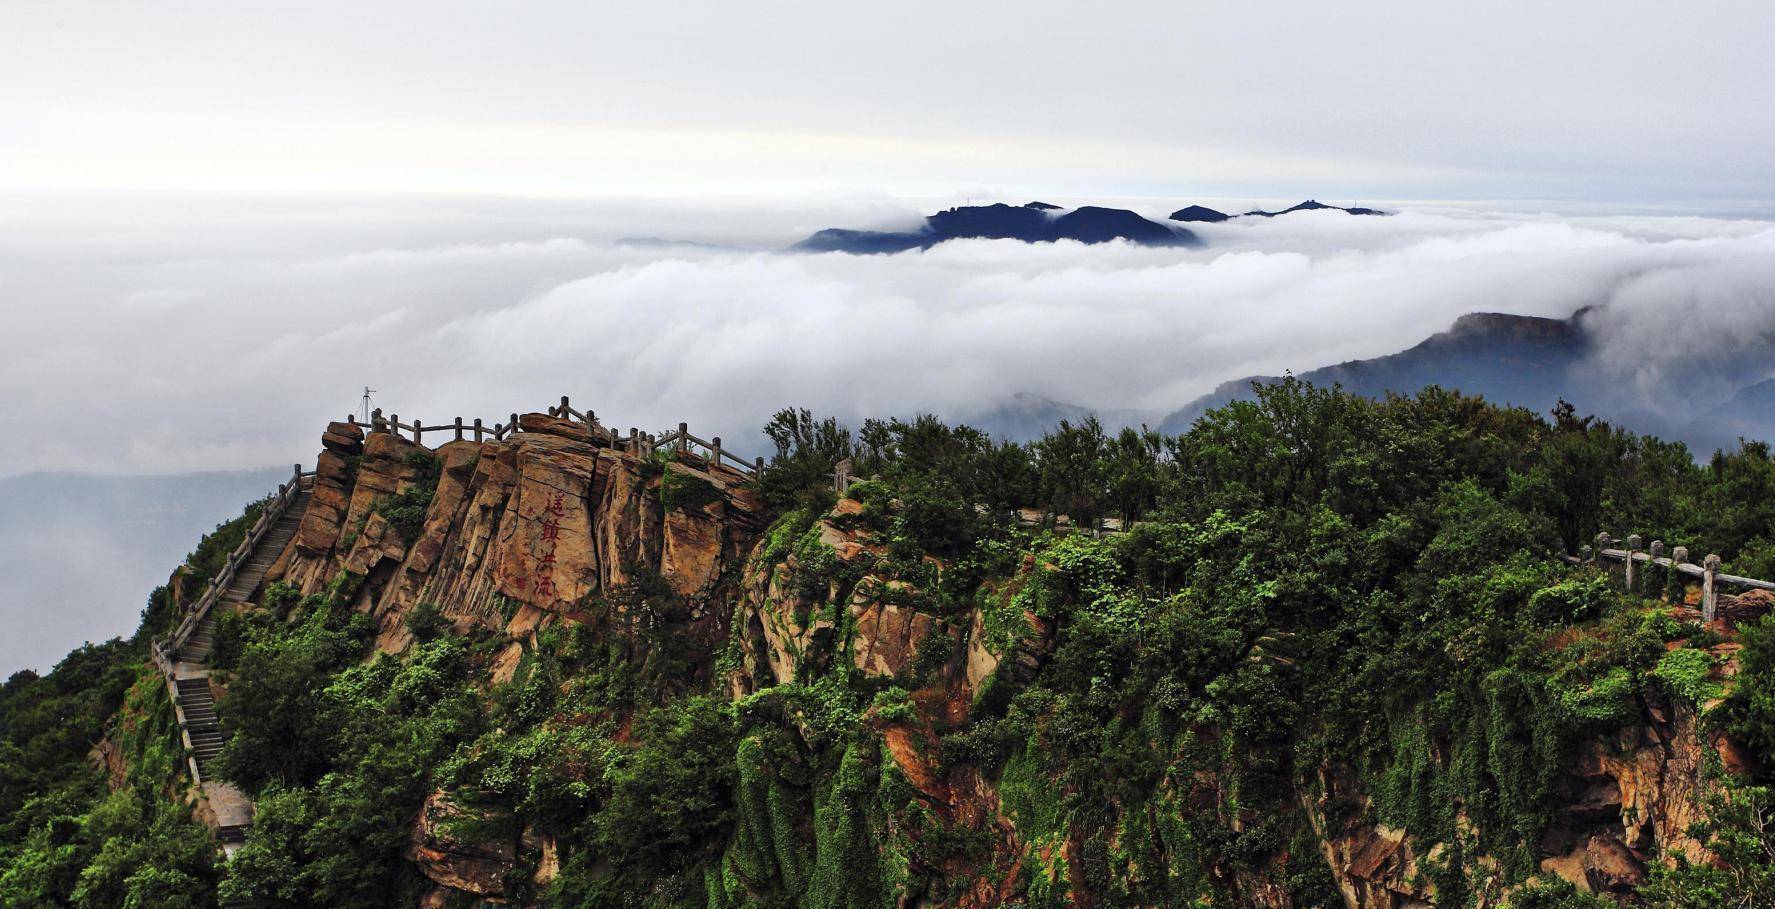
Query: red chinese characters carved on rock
[[530, 491, 565, 599]]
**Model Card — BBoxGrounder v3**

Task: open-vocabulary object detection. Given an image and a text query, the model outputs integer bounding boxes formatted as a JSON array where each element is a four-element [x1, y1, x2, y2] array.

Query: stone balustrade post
[[1704, 554, 1721, 622], [678, 422, 690, 453], [473, 418, 484, 442], [834, 458, 853, 494], [1650, 540, 1665, 595], [413, 416, 423, 444], [372, 407, 385, 433], [510, 414, 519, 436], [1580, 544, 1593, 562], [711, 436, 722, 467], [755, 456, 765, 474], [560, 395, 571, 417], [1624, 534, 1642, 592], [454, 417, 464, 441], [1671, 546, 1690, 602], [391, 414, 400, 440]]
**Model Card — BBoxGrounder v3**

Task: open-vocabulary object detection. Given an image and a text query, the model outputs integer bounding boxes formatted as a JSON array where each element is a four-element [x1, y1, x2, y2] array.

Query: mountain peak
[[794, 202, 1199, 253], [1244, 199, 1389, 218], [1169, 204, 1232, 223]]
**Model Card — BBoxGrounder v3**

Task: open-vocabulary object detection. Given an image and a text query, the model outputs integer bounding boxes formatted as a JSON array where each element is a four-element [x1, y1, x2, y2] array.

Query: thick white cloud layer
[[4, 194, 1775, 674], [2, 195, 1774, 479]]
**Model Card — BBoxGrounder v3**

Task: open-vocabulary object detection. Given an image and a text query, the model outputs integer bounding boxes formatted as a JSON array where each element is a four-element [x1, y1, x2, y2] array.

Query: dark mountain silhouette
[[1156, 308, 1775, 456], [1242, 199, 1388, 217], [1158, 311, 1588, 433], [1169, 205, 1231, 223], [794, 202, 1199, 253]]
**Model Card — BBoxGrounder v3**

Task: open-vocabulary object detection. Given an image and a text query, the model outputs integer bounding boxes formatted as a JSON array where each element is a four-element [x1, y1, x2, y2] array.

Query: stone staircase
[[158, 478, 311, 856], [173, 676, 226, 778]]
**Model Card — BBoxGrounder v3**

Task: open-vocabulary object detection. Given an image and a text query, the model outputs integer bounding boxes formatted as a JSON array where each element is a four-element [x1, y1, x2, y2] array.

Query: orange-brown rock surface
[[270, 417, 763, 665], [406, 791, 519, 898]]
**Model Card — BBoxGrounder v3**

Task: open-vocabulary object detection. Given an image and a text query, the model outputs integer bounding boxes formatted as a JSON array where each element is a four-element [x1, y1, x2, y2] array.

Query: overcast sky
[[4, 1, 1774, 207]]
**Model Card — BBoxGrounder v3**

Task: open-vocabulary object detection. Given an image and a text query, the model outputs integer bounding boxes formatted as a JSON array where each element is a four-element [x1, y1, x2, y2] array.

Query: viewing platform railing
[[354, 395, 767, 478], [1567, 531, 1775, 622]]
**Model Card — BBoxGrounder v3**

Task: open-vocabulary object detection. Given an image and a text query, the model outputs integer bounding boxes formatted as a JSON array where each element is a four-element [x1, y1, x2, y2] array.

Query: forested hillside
[[6, 380, 1775, 907]]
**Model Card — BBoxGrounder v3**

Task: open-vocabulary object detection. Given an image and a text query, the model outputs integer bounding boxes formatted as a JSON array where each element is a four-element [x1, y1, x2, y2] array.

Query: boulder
[[517, 411, 595, 442], [320, 419, 365, 454], [405, 791, 518, 897]]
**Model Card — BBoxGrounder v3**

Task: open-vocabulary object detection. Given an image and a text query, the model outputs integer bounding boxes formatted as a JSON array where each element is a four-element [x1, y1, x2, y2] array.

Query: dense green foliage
[[11, 381, 1775, 908], [752, 383, 1775, 905]]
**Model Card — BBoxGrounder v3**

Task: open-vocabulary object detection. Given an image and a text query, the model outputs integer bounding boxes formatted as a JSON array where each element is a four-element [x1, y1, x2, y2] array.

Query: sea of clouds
[[4, 193, 1773, 481]]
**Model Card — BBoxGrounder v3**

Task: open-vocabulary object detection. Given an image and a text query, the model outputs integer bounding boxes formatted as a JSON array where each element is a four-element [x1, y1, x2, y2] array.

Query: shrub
[[1652, 648, 1722, 705], [661, 467, 724, 514]]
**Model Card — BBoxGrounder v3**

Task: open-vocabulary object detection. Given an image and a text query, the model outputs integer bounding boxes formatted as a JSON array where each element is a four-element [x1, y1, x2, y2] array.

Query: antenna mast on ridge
[[360, 386, 377, 423]]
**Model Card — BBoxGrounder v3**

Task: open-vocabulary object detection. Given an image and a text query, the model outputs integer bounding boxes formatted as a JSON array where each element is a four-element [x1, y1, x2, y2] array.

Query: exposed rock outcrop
[[406, 791, 519, 898], [271, 417, 763, 671]]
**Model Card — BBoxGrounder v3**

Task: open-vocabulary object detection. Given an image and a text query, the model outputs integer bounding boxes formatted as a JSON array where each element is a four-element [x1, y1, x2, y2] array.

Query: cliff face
[[234, 416, 1754, 908], [1304, 688, 1742, 908], [280, 416, 763, 679]]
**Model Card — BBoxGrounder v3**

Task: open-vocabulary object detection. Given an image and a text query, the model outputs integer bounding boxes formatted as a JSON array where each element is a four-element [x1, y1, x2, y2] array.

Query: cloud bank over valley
[[3, 195, 1773, 478]]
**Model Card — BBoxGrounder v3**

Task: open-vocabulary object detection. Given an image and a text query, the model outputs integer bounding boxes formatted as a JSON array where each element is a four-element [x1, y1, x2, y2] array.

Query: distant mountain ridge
[[1155, 308, 1775, 456], [797, 198, 1392, 253], [794, 201, 1198, 253], [1170, 199, 1387, 223], [1158, 311, 1590, 434]]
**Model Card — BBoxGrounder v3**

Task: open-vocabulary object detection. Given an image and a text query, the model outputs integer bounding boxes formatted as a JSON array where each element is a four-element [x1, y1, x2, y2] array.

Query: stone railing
[[1571, 532, 1775, 622], [150, 462, 311, 785], [147, 637, 206, 784], [354, 395, 767, 477], [153, 463, 312, 667]]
